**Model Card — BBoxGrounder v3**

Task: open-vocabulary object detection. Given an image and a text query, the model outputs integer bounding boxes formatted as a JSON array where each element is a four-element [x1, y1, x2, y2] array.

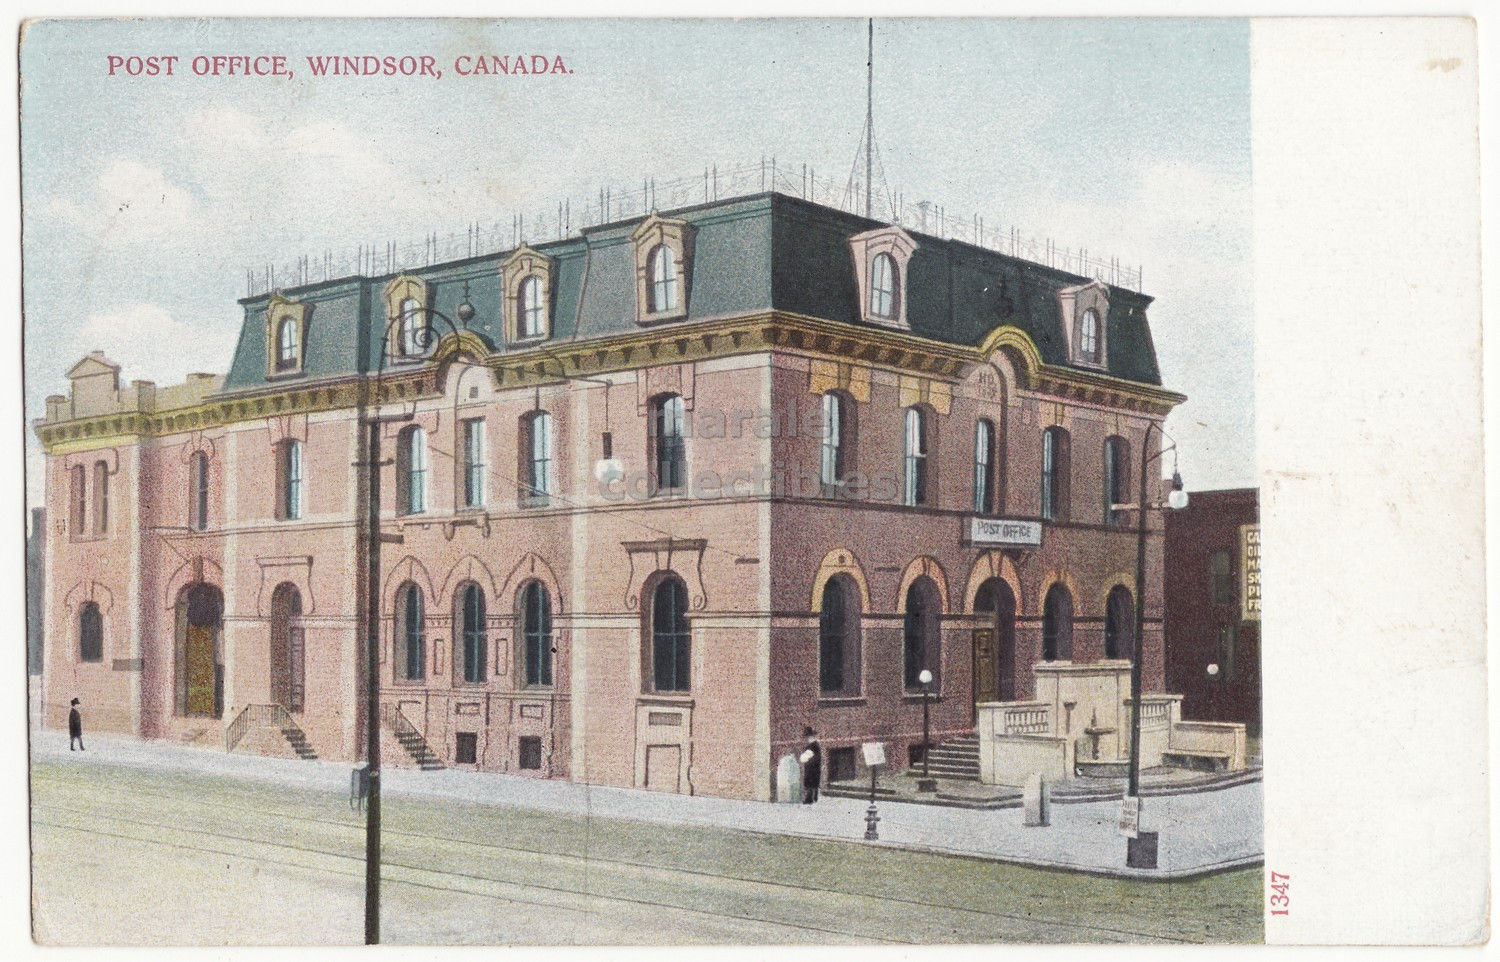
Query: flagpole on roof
[[866, 18, 874, 219]]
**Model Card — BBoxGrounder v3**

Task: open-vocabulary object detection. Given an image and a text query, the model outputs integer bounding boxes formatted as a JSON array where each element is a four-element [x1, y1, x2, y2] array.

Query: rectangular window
[[454, 732, 478, 764], [463, 419, 487, 508], [193, 454, 210, 530], [69, 464, 86, 537], [92, 461, 109, 536], [903, 407, 927, 507], [820, 392, 844, 496], [518, 736, 542, 770], [973, 420, 994, 514], [279, 440, 303, 520]]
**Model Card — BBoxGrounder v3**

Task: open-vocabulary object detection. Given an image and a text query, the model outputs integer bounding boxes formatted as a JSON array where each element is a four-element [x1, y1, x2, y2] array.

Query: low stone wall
[[1168, 719, 1248, 770], [989, 733, 1073, 786]]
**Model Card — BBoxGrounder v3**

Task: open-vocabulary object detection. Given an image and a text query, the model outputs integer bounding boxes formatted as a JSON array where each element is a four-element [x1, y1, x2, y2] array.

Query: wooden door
[[973, 627, 997, 704], [185, 624, 215, 716], [644, 745, 681, 793]]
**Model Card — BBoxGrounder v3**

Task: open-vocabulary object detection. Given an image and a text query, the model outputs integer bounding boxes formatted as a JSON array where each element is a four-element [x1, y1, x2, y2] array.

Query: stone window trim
[[500, 246, 556, 344], [848, 225, 918, 330], [384, 275, 435, 363], [264, 295, 312, 379], [632, 214, 696, 325], [1056, 280, 1111, 369]]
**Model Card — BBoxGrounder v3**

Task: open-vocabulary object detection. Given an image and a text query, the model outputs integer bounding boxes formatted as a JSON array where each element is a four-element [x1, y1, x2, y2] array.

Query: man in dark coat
[[68, 698, 84, 751], [800, 726, 822, 804]]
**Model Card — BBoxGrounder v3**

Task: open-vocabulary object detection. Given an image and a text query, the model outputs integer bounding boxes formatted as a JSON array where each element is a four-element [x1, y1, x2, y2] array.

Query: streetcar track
[[33, 767, 1203, 944], [33, 810, 913, 945]]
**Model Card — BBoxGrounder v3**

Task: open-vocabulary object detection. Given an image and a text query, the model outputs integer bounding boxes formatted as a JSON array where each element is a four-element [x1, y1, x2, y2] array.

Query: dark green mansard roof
[[225, 192, 1161, 394]]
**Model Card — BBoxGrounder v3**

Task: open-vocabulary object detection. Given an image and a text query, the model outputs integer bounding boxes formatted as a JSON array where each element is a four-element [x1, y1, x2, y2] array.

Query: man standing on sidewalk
[[68, 698, 84, 751], [799, 726, 821, 804]]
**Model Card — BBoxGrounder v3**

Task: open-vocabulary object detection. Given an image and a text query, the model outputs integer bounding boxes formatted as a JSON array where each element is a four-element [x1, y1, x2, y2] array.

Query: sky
[[19, 17, 1252, 505]]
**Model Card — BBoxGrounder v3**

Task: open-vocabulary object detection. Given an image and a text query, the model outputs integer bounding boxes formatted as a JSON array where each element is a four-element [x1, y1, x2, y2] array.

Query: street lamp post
[[359, 301, 467, 944], [917, 668, 936, 792], [1121, 420, 1187, 868]]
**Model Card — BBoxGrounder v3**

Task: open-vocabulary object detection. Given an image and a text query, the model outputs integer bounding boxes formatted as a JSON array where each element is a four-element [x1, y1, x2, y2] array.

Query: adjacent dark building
[[1164, 487, 1260, 735]]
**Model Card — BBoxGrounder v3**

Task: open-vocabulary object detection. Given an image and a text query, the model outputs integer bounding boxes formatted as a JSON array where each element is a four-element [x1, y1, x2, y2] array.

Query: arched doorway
[[973, 577, 1018, 704], [270, 583, 305, 713], [175, 583, 223, 718]]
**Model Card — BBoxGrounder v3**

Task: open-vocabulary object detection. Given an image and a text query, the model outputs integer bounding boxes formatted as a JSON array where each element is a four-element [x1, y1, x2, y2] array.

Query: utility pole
[[363, 409, 382, 944]]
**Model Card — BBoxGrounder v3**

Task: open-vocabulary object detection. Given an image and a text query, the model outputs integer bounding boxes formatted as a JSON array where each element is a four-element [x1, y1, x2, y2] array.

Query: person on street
[[799, 726, 822, 803], [68, 698, 84, 751]]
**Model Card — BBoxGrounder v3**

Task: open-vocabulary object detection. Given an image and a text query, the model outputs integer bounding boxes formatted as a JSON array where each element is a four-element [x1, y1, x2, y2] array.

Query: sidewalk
[[30, 730, 1262, 880]]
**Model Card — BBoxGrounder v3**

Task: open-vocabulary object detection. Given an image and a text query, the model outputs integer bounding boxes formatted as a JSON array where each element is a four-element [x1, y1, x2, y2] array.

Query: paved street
[[31, 738, 1263, 945]]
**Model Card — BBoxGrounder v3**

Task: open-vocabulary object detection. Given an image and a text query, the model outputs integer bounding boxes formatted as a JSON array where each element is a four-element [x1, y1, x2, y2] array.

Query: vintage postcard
[[13, 13, 1487, 950]]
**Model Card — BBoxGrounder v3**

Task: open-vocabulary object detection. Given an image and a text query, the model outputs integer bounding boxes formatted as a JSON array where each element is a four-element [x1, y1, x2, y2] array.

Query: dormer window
[[1080, 308, 1100, 361], [870, 253, 898, 319], [632, 214, 694, 324], [265, 295, 310, 377], [501, 246, 555, 343], [518, 276, 544, 339], [398, 297, 423, 356], [1057, 281, 1110, 368], [276, 319, 297, 370], [649, 245, 678, 313], [384, 275, 434, 362], [849, 226, 917, 329]]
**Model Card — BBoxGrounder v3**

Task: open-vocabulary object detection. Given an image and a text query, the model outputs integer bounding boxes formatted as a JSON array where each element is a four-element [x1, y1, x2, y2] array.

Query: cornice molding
[[35, 311, 1183, 454]]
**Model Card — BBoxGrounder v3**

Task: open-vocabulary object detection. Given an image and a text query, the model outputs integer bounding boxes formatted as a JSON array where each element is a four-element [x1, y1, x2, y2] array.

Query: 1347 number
[[1269, 871, 1291, 916]]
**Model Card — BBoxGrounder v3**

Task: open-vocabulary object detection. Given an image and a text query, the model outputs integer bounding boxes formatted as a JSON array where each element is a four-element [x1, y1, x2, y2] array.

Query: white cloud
[[45, 159, 197, 242], [73, 303, 234, 388]]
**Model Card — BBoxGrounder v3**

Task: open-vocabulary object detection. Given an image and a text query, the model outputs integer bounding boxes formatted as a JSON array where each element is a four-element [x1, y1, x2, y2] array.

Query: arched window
[[1080, 308, 1100, 361], [399, 296, 423, 357], [78, 602, 102, 663], [457, 583, 487, 684], [649, 575, 691, 692], [397, 426, 427, 515], [520, 581, 553, 687], [270, 583, 305, 713], [650, 394, 686, 493], [973, 419, 995, 514], [91, 460, 109, 536], [395, 582, 425, 682], [1210, 549, 1234, 604], [69, 464, 86, 537], [1104, 436, 1129, 526], [648, 245, 678, 314], [276, 318, 297, 370], [903, 406, 929, 507], [1042, 583, 1074, 661], [191, 451, 210, 531], [903, 575, 942, 690], [870, 252, 898, 319], [1104, 585, 1135, 660], [1041, 426, 1070, 521], [820, 391, 853, 497], [522, 411, 553, 503], [517, 275, 545, 339], [818, 575, 862, 695], [276, 439, 303, 520]]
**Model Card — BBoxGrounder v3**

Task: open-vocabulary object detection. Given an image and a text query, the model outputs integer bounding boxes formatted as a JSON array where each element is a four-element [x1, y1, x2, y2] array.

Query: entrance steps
[[393, 726, 445, 771], [279, 724, 319, 761], [911, 734, 980, 781]]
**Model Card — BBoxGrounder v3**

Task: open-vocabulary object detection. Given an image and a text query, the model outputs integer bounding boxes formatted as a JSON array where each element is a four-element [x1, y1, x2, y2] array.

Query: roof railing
[[245, 158, 1142, 298]]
